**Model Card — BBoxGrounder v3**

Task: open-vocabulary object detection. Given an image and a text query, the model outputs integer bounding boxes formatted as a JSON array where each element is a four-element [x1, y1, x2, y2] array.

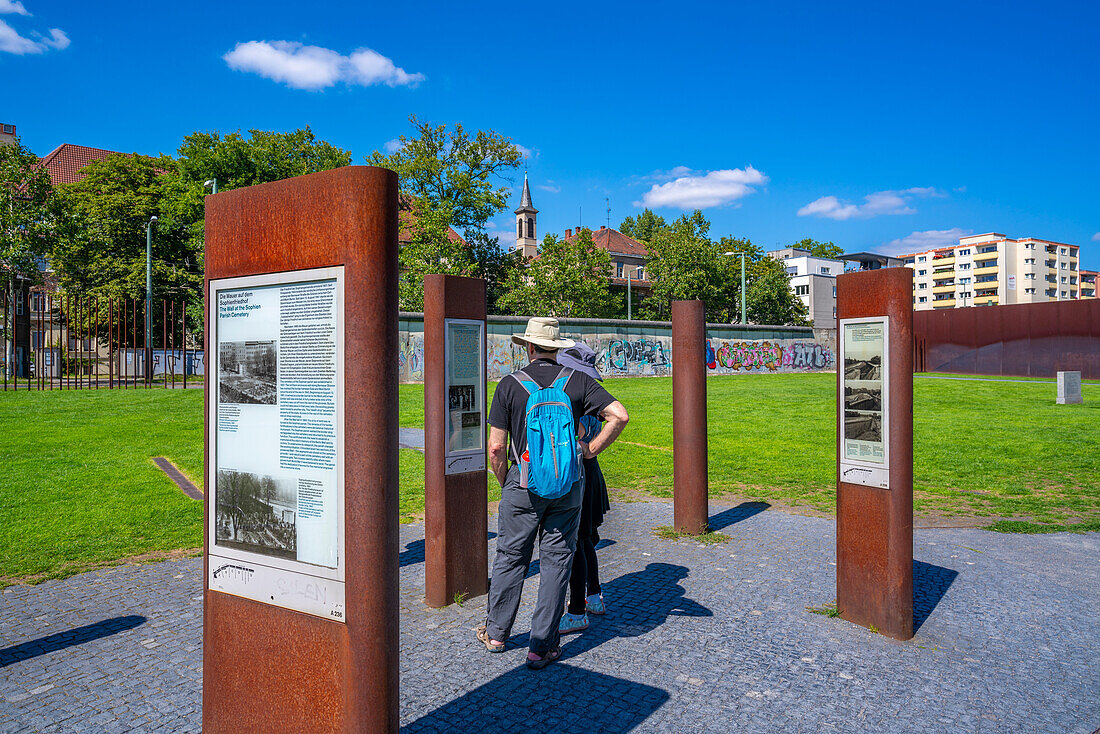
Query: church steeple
[[514, 173, 538, 259]]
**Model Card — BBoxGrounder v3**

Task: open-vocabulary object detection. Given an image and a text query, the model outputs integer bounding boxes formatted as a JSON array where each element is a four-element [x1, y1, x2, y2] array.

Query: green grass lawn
[[3, 373, 1098, 586]]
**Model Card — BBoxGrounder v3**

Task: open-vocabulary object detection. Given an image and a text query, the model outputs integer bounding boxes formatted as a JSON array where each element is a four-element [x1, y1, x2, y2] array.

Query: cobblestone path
[[3, 501, 1098, 733]]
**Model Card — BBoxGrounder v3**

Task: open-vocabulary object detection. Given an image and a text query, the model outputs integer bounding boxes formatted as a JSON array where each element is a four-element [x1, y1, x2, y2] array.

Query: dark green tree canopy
[[792, 238, 844, 259], [619, 209, 668, 243], [1, 137, 54, 282], [497, 229, 616, 318]]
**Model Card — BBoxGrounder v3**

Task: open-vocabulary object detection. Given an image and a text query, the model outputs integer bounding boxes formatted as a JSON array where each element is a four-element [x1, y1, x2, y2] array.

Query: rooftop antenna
[[606, 197, 611, 229]]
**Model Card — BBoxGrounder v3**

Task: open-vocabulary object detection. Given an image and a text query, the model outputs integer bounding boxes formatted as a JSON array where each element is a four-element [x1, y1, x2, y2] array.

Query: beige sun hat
[[512, 316, 576, 350]]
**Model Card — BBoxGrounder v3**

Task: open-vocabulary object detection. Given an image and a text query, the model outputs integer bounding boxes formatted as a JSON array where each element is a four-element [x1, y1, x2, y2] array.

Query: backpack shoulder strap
[[552, 366, 574, 392], [509, 370, 539, 395]]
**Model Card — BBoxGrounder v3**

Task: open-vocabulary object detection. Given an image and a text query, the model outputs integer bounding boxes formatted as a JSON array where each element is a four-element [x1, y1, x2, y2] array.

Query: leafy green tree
[[369, 116, 523, 311], [497, 229, 616, 318], [367, 115, 522, 232], [619, 209, 668, 242], [746, 257, 811, 326], [1, 137, 55, 377], [640, 211, 731, 321], [51, 154, 199, 301], [793, 237, 844, 259]]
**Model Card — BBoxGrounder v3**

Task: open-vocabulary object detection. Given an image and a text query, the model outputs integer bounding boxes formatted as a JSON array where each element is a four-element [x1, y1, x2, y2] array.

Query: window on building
[[616, 262, 624, 278], [526, 218, 534, 239], [15, 297, 23, 316], [1025, 287, 1035, 294], [31, 331, 44, 348], [517, 220, 522, 238], [1061, 262, 1068, 269], [918, 283, 927, 289], [1024, 243, 1034, 250], [1, 124, 13, 134], [31, 293, 47, 312], [1071, 276, 1077, 284], [794, 285, 810, 296], [958, 248, 971, 256], [918, 269, 927, 276], [1061, 248, 1067, 255], [820, 266, 830, 274], [832, 286, 837, 298], [1024, 258, 1035, 264], [1061, 276, 1068, 283], [636, 266, 645, 280], [918, 256, 926, 262], [1070, 248, 1078, 258], [1061, 291, 1068, 298], [959, 263, 970, 270], [918, 296, 927, 303], [904, 258, 915, 265], [833, 307, 837, 317], [785, 266, 797, 275], [1025, 273, 1035, 280]]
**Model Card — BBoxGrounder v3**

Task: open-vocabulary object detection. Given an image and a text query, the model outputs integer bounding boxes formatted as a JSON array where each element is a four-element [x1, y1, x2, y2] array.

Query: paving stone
[[0, 501, 1098, 732]]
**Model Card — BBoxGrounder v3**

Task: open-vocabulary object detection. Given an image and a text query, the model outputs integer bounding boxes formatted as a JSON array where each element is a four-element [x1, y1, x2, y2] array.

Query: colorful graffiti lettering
[[706, 339, 834, 373], [711, 341, 782, 371], [599, 337, 671, 375], [780, 342, 834, 370]]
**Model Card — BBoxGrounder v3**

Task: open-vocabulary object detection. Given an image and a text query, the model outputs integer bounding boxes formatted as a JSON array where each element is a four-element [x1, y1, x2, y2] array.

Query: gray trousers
[[486, 465, 583, 655]]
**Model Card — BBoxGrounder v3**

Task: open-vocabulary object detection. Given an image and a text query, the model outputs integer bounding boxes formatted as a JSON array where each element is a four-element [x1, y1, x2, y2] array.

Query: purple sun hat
[[558, 342, 602, 382]]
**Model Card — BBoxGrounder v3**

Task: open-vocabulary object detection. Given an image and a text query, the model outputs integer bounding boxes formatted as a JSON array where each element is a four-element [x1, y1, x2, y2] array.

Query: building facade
[[768, 247, 843, 328], [903, 233, 1081, 310], [1079, 270, 1097, 299]]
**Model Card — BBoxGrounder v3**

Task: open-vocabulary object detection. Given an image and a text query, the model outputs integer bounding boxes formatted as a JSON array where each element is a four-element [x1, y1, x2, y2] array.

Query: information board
[[839, 317, 890, 489], [444, 318, 485, 475], [207, 267, 346, 622]]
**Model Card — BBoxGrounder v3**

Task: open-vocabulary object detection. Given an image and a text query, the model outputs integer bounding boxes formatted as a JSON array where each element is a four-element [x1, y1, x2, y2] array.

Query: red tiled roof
[[565, 226, 648, 258], [397, 195, 466, 247], [38, 144, 130, 185]]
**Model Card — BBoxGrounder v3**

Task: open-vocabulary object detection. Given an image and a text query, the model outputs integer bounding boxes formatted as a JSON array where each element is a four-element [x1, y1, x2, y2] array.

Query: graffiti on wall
[[706, 340, 833, 373], [394, 322, 834, 381], [598, 337, 671, 376]]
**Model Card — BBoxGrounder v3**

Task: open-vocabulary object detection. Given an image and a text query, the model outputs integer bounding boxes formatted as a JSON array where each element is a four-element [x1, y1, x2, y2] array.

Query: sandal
[[525, 647, 561, 670], [476, 624, 505, 653]]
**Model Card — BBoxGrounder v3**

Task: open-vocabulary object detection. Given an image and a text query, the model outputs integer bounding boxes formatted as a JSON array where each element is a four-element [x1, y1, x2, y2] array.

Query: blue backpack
[[509, 367, 581, 498]]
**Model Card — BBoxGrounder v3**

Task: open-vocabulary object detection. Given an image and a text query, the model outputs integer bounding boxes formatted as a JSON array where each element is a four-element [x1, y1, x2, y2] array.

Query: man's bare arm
[[580, 401, 629, 459], [488, 426, 509, 486]]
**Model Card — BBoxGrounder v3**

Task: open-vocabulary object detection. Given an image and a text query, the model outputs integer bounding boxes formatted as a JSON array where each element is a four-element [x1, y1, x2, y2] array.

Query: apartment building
[[767, 247, 844, 328], [903, 233, 1081, 311], [1080, 270, 1097, 299]]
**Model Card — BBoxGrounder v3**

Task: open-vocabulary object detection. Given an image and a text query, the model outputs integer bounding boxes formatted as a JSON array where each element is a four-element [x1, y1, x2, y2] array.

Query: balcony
[[932, 270, 955, 281], [932, 299, 956, 309], [973, 265, 999, 277], [932, 255, 955, 265], [974, 294, 999, 305], [932, 283, 956, 293]]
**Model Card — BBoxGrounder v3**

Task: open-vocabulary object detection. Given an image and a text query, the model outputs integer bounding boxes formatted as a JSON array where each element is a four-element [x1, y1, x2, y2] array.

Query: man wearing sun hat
[[476, 317, 629, 670]]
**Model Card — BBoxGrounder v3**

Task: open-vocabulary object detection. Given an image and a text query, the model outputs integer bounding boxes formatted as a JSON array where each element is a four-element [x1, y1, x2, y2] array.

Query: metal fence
[[1, 289, 204, 391]]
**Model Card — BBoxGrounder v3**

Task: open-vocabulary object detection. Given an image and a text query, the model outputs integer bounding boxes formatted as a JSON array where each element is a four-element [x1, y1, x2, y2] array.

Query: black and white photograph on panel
[[449, 384, 475, 412], [844, 383, 883, 412], [844, 410, 882, 443], [844, 355, 882, 381], [215, 469, 297, 559], [219, 340, 277, 405]]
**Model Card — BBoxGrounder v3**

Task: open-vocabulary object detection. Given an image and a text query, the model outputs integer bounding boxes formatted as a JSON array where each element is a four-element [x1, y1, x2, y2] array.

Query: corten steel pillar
[[836, 267, 914, 641], [672, 300, 708, 534], [203, 167, 400, 732], [423, 274, 488, 608]]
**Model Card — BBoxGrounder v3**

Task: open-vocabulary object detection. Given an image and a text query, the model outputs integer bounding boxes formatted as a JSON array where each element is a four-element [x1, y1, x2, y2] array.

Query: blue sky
[[5, 0, 1099, 268]]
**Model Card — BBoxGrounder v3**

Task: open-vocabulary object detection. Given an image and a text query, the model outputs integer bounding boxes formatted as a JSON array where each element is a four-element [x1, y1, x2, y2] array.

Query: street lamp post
[[723, 251, 747, 324], [145, 216, 157, 382], [203, 178, 218, 195]]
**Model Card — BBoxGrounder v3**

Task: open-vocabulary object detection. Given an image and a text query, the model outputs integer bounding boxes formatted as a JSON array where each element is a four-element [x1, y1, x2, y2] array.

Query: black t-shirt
[[488, 358, 616, 465]]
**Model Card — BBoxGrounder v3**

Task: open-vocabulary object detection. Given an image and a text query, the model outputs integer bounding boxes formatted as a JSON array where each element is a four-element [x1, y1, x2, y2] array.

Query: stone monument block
[[1056, 371, 1083, 404]]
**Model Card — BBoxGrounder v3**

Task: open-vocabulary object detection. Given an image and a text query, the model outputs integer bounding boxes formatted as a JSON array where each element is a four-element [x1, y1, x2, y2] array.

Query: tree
[[1, 137, 55, 378], [793, 238, 844, 259], [641, 211, 731, 321], [367, 115, 522, 232], [746, 257, 810, 326], [368, 116, 523, 311], [497, 229, 617, 318], [619, 209, 668, 243]]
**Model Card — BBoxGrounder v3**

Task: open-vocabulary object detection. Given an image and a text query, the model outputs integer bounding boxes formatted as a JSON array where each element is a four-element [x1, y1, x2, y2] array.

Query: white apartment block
[[768, 247, 844, 328], [904, 233, 1081, 311]]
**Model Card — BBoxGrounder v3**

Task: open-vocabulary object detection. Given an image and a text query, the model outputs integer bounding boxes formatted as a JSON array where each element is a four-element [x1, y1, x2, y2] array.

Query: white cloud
[[536, 182, 560, 194], [798, 187, 943, 220], [0, 18, 67, 54], [223, 41, 424, 91], [1092, 232, 1100, 242], [880, 228, 973, 257], [487, 219, 516, 249], [515, 144, 535, 160], [0, 1, 29, 15], [383, 137, 405, 154], [636, 166, 768, 209]]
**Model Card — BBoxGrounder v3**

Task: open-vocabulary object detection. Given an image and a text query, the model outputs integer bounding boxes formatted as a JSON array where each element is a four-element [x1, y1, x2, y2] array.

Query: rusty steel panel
[[203, 166, 400, 733], [914, 299, 1100, 379], [423, 274, 488, 608], [836, 267, 913, 641], [672, 300, 708, 535]]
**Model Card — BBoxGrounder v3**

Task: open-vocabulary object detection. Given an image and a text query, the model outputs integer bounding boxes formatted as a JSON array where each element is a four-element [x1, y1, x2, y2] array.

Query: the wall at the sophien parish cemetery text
[[398, 314, 836, 383]]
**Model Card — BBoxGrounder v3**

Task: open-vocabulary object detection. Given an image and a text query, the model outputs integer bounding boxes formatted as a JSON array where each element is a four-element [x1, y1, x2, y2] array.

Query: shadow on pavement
[[0, 615, 146, 668], [403, 663, 669, 733], [401, 532, 497, 568], [913, 560, 958, 633], [708, 502, 770, 531], [563, 562, 712, 659]]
